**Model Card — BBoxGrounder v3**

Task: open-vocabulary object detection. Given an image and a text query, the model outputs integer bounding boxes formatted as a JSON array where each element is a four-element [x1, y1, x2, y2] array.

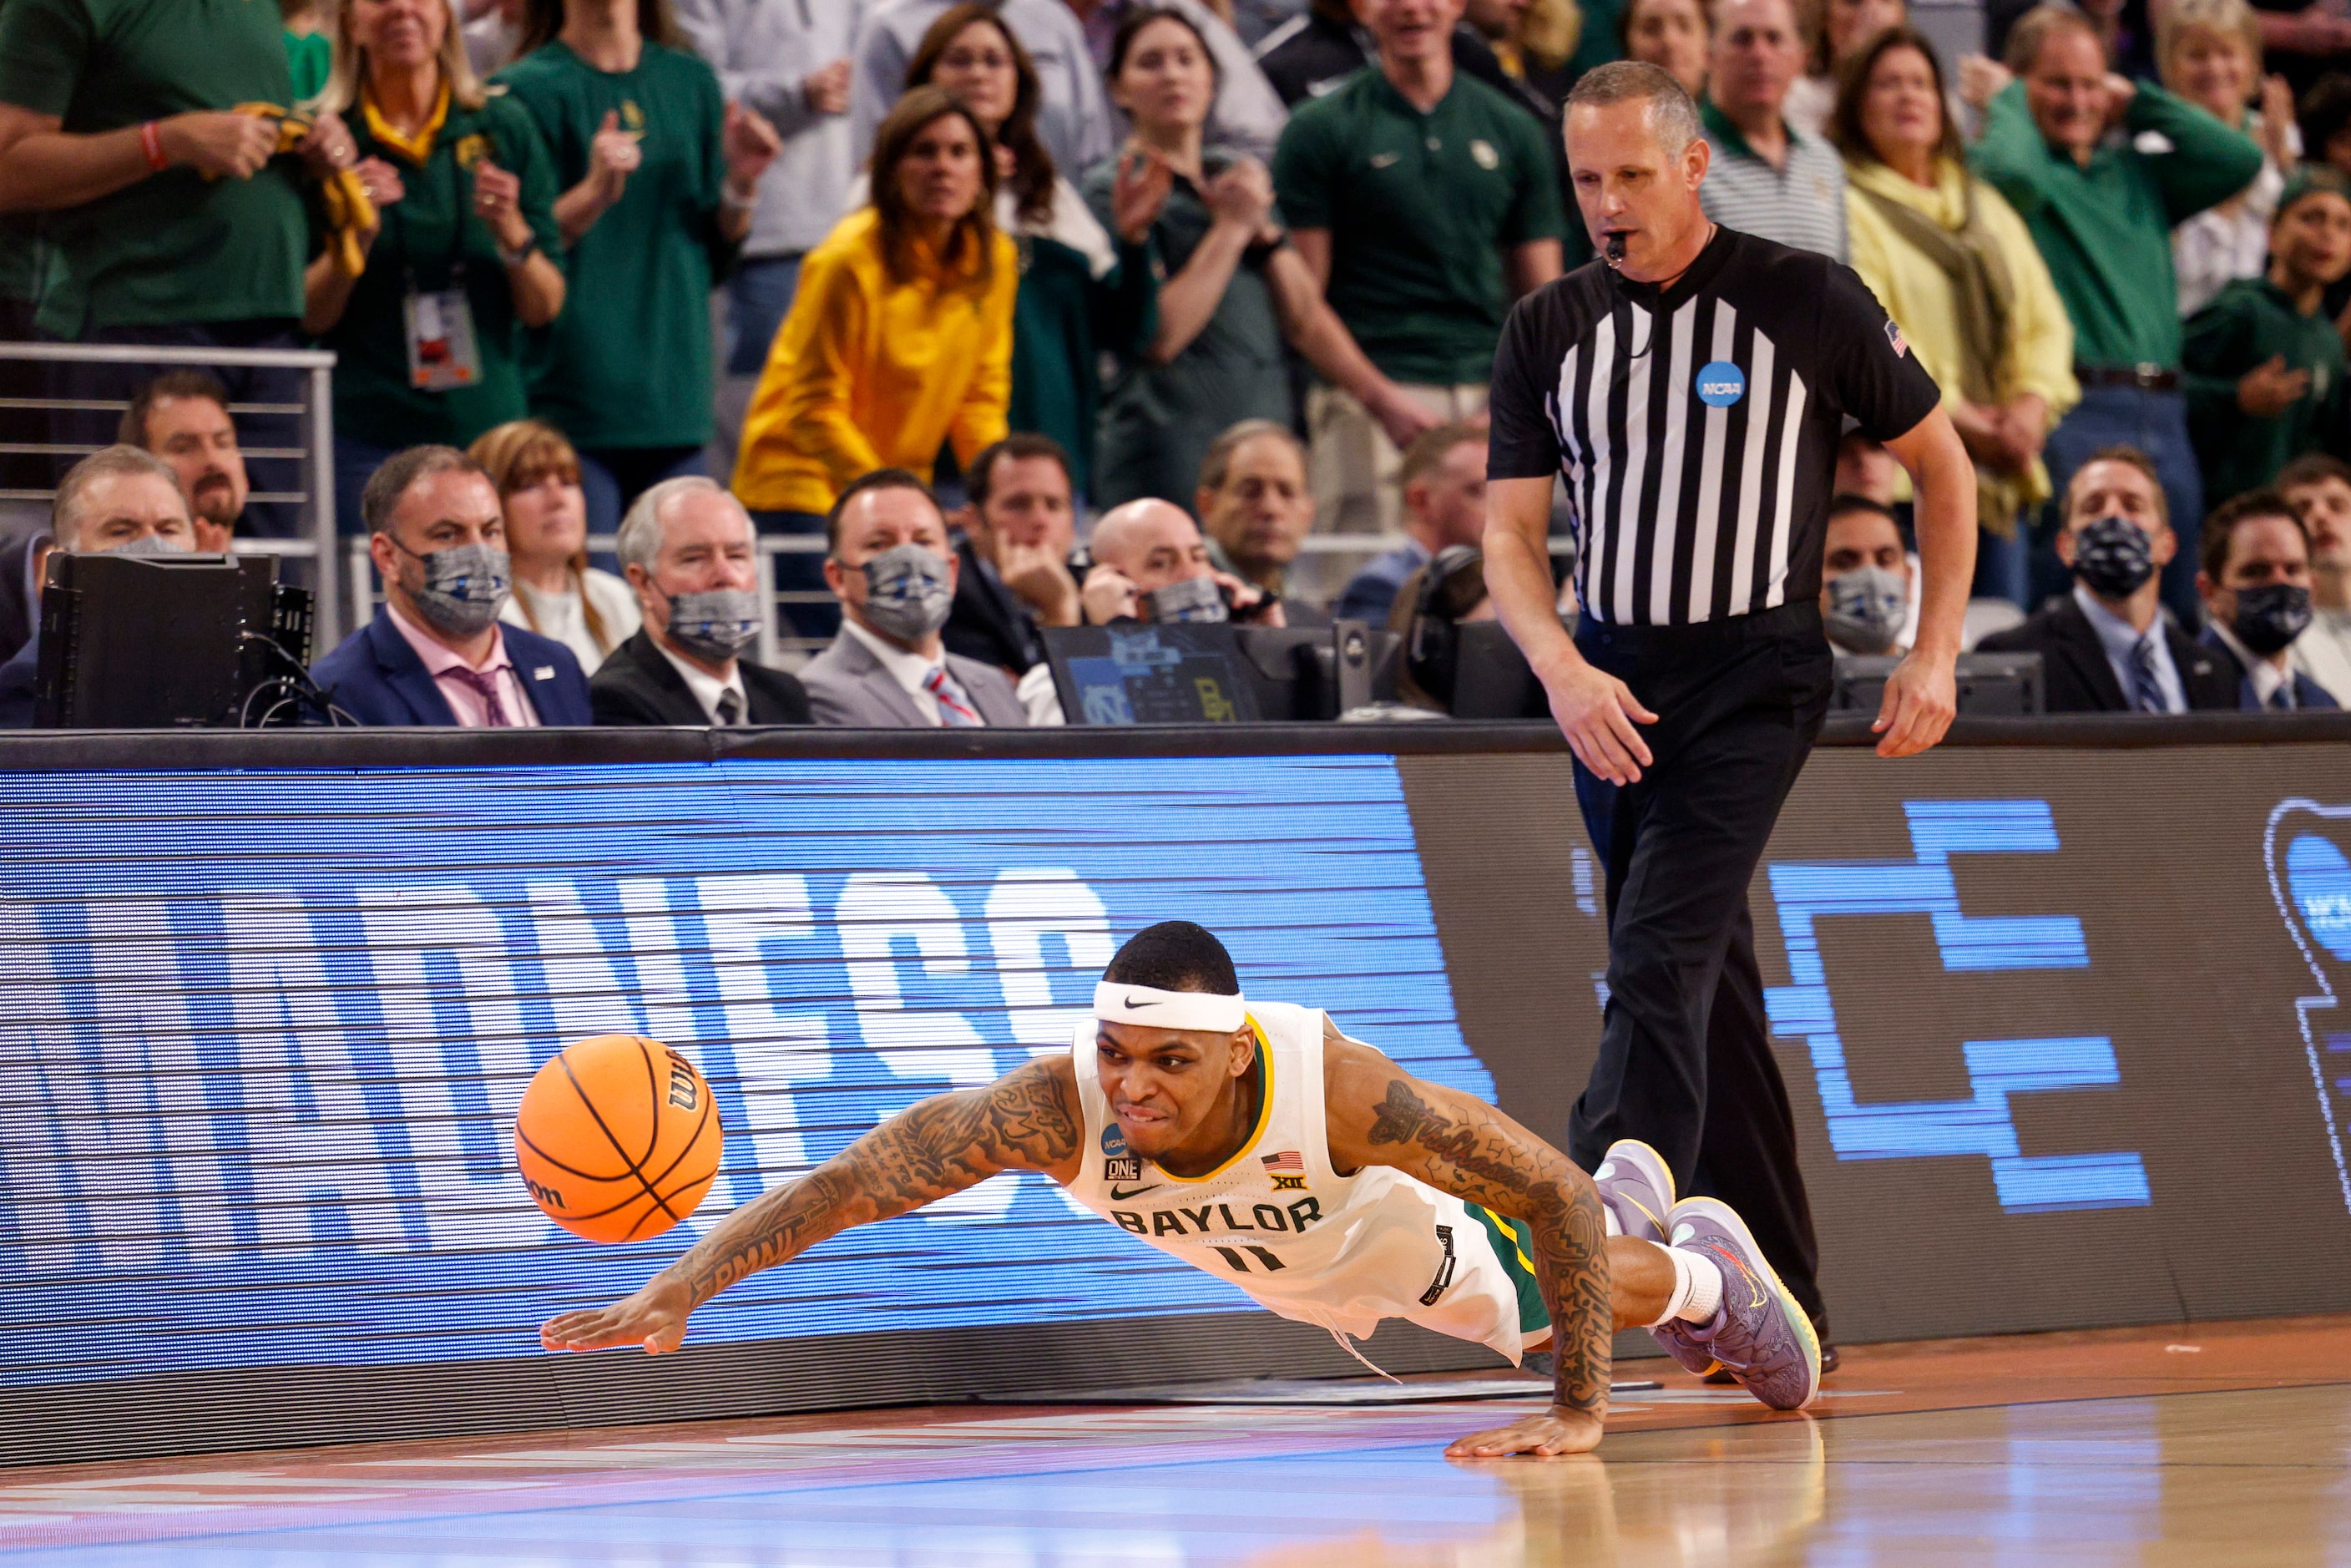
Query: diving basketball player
[[539, 923, 1820, 1457]]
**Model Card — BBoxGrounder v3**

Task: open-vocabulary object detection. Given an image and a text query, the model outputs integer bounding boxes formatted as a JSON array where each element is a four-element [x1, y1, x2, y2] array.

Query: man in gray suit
[[801, 469, 1029, 728]]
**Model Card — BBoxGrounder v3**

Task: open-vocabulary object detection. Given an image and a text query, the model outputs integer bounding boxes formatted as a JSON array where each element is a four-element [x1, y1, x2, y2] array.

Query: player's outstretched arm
[[1322, 1038, 1611, 1459], [538, 1055, 1084, 1355]]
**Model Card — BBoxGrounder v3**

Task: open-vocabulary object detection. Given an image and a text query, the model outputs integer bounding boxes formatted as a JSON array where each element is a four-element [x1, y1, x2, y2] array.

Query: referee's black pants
[[1564, 600, 1833, 1333]]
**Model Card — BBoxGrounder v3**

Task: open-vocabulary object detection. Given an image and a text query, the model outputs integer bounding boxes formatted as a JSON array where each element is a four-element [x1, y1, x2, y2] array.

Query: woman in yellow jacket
[[732, 85, 1017, 637], [1829, 27, 2078, 609]]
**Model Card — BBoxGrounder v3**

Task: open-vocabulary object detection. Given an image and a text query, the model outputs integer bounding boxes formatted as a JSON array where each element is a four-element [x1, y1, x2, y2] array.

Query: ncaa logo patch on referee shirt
[[1696, 361, 1745, 407]]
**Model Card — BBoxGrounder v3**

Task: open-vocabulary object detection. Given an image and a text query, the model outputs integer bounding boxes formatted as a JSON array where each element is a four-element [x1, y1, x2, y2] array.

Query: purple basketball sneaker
[[1651, 1196, 1822, 1411], [1592, 1139, 1676, 1245]]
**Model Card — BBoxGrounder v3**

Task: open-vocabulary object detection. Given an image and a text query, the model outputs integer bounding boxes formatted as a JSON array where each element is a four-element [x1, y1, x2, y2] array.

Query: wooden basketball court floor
[[2, 1315, 2346, 1565]]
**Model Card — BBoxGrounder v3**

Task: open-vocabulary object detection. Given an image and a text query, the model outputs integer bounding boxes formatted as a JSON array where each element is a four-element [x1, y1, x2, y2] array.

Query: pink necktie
[[441, 666, 512, 727]]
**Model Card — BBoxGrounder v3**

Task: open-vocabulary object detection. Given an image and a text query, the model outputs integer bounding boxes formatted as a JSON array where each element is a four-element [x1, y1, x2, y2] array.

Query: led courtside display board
[[3, 731, 2348, 1461]]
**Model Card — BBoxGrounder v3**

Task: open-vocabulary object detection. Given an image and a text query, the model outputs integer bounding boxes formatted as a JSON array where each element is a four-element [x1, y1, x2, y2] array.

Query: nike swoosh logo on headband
[[1125, 996, 1158, 1008]]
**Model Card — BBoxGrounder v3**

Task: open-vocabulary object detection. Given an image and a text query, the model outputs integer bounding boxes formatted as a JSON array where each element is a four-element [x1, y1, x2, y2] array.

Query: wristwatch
[[1243, 228, 1289, 268], [496, 235, 539, 269]]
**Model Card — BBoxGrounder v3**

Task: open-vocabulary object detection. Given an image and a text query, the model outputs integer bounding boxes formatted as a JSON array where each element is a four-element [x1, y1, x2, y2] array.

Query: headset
[[1405, 544, 1488, 707]]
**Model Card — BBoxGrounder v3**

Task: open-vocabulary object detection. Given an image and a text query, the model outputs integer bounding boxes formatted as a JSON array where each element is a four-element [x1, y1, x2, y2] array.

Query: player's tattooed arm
[[538, 1055, 1083, 1354], [1323, 1044, 1613, 1437], [676, 1055, 1084, 1304]]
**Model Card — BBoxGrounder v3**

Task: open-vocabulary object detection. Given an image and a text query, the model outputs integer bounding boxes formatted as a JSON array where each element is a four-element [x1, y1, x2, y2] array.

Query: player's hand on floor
[[540, 1278, 693, 1354], [1444, 1404, 1606, 1459], [1873, 647, 1958, 758]]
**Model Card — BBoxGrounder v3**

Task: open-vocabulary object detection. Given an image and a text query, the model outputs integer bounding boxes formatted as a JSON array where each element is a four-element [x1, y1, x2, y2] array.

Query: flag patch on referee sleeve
[[1261, 1150, 1304, 1172], [1885, 320, 1909, 357]]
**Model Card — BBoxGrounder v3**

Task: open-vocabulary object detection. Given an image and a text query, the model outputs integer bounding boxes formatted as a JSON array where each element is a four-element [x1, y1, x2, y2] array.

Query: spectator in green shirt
[[1969, 1, 2263, 625], [306, 0, 570, 536], [2184, 169, 2351, 506], [1089, 7, 1426, 519], [0, 0, 363, 539], [286, 0, 335, 104], [1272, 0, 1564, 558], [499, 0, 781, 535]]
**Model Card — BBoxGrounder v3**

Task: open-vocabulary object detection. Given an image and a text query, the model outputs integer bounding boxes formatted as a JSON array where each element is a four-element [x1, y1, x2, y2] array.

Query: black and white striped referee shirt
[[1486, 226, 1941, 626]]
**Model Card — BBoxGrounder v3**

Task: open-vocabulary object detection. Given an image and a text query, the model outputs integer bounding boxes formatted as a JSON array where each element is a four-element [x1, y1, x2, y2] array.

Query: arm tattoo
[[667, 1058, 1080, 1308], [1367, 1075, 1612, 1415]]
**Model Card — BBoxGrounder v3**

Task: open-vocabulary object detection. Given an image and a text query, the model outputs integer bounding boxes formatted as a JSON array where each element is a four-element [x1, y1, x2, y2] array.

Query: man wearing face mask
[[799, 468, 1028, 728], [311, 446, 592, 727], [1818, 496, 1914, 658], [1978, 447, 2236, 712], [2195, 489, 2339, 711], [0, 445, 197, 726], [589, 478, 812, 727], [1080, 498, 1287, 627]]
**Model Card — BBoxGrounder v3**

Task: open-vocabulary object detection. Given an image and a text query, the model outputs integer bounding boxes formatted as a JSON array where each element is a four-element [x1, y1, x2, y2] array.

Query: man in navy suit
[[2196, 489, 2341, 712], [1977, 449, 2238, 712], [312, 446, 591, 726]]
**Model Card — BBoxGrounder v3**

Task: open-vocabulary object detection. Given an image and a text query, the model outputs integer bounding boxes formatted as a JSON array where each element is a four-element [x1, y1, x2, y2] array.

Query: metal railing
[[1, 341, 341, 647]]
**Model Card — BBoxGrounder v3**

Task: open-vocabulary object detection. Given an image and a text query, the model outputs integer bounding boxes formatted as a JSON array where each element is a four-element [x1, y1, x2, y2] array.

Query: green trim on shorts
[[1469, 1204, 1550, 1333]]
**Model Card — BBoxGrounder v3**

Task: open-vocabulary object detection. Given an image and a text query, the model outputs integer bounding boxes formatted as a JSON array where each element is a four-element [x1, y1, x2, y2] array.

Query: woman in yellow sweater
[[1829, 26, 2078, 609], [732, 86, 1017, 634]]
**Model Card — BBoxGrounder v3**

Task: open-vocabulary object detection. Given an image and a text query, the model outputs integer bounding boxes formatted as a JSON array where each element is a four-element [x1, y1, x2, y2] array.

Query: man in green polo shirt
[[1273, 0, 1565, 558], [1969, 1, 2262, 624], [0, 0, 357, 539]]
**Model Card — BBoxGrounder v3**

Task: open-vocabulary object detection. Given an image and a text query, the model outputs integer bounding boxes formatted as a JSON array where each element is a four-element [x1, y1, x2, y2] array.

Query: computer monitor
[[33, 552, 312, 728], [1447, 620, 1552, 720], [1043, 622, 1395, 724], [1831, 651, 2045, 716]]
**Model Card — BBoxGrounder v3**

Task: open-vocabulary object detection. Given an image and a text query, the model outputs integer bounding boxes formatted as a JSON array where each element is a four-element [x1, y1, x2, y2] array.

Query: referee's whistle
[[1604, 231, 1628, 268]]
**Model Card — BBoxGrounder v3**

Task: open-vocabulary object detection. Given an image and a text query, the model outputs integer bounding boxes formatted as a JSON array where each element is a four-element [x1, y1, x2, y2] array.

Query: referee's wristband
[[139, 120, 169, 174]]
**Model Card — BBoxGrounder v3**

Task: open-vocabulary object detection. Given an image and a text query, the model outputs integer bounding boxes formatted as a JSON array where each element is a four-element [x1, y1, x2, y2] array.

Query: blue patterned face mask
[[395, 539, 510, 636], [862, 544, 954, 643], [660, 588, 762, 661], [100, 532, 188, 557], [2069, 516, 2156, 601], [2230, 583, 2313, 656], [1823, 565, 1907, 654], [1147, 574, 1228, 624]]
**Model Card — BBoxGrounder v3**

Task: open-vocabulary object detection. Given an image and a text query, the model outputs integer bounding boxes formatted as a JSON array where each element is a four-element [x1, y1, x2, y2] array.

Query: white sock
[[1645, 1244, 1724, 1328]]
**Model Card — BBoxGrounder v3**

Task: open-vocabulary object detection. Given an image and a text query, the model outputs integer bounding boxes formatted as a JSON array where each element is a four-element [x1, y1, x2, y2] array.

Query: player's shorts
[[1466, 1203, 1551, 1347]]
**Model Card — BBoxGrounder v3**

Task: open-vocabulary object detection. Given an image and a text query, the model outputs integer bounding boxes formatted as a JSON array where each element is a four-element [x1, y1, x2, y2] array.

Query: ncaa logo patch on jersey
[[1696, 361, 1745, 407], [1101, 1124, 1128, 1156]]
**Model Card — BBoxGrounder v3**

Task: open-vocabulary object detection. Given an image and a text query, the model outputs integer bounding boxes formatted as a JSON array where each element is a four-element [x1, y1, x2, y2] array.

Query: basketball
[[514, 1034, 723, 1245]]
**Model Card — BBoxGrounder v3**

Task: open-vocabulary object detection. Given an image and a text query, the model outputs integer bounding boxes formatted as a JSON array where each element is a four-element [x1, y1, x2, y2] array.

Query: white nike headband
[[1094, 982, 1248, 1033]]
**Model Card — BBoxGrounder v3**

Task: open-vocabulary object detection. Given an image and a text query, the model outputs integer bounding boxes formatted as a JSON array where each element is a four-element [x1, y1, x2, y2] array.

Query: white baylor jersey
[[1062, 999, 1546, 1363]]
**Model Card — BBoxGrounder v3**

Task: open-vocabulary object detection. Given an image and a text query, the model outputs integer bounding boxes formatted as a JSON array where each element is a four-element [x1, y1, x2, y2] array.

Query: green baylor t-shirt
[[1273, 70, 1565, 386], [314, 90, 564, 451], [496, 39, 733, 451], [0, 0, 307, 336]]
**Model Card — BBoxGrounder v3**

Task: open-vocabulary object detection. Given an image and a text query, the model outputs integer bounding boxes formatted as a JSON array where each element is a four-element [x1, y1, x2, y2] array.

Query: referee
[[1482, 62, 1976, 1358]]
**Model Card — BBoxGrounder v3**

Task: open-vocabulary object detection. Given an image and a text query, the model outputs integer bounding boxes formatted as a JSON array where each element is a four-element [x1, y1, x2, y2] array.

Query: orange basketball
[[514, 1034, 723, 1244]]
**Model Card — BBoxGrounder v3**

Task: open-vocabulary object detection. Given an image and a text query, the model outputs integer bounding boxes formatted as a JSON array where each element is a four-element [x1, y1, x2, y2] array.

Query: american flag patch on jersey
[[1885, 319, 1909, 357], [1261, 1151, 1304, 1173]]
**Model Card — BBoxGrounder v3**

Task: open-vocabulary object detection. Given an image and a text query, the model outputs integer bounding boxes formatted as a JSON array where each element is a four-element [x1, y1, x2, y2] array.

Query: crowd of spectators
[[0, 0, 2345, 730]]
